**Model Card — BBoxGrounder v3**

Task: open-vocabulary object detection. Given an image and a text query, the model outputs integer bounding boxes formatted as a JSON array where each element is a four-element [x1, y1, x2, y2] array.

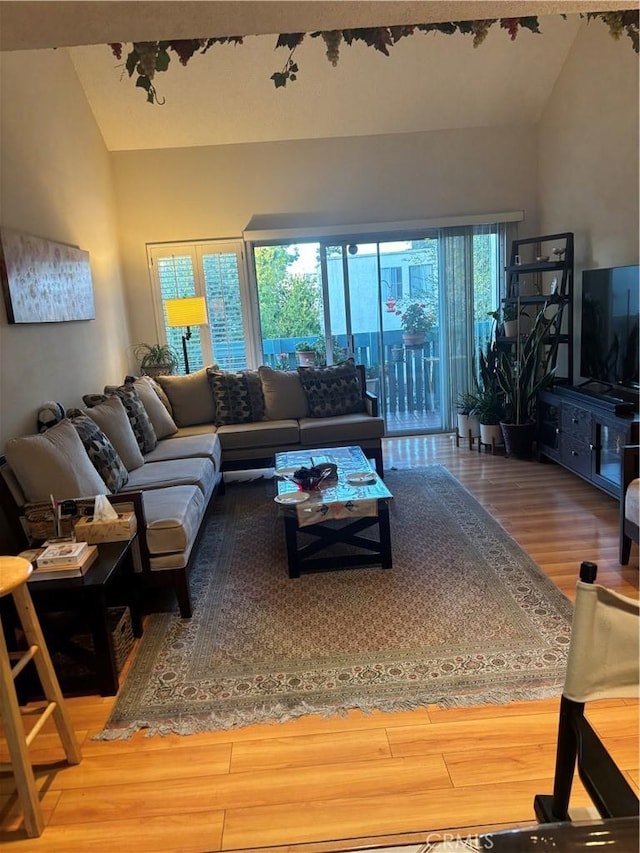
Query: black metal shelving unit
[[500, 232, 574, 384]]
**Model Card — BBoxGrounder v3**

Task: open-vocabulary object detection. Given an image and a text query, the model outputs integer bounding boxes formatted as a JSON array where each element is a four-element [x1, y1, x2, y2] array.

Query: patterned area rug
[[97, 466, 573, 739]]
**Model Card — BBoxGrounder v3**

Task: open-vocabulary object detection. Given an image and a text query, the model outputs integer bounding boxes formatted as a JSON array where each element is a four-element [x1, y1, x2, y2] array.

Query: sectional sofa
[[0, 360, 384, 617]]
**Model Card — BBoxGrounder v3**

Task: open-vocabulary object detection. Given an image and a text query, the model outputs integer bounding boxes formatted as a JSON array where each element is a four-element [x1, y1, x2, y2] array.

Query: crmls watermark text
[[423, 832, 495, 850]]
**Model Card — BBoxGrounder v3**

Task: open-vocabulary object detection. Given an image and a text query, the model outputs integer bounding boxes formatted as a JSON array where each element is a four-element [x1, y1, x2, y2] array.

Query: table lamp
[[165, 296, 208, 374]]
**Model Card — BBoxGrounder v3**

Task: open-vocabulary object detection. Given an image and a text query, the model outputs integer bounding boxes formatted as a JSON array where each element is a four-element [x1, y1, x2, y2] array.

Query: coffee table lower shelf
[[283, 502, 392, 578]]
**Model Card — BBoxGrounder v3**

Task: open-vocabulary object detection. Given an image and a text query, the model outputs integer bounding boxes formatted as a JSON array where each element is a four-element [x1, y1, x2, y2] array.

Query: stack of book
[[20, 540, 98, 580]]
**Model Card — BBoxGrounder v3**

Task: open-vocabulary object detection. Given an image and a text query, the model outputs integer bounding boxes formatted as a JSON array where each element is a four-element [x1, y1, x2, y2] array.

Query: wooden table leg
[[87, 588, 119, 696], [378, 502, 393, 569]]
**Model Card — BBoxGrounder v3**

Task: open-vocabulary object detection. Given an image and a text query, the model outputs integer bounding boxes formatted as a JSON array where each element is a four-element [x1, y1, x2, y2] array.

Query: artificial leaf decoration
[[519, 17, 542, 35], [276, 33, 305, 50], [321, 31, 342, 66], [500, 18, 521, 40], [109, 11, 639, 103]]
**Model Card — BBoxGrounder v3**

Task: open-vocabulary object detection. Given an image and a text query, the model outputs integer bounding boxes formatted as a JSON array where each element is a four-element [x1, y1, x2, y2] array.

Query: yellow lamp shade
[[165, 296, 208, 328]]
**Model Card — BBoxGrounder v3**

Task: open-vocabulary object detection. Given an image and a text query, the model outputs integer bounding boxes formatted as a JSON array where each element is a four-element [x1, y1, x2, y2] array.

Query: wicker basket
[[107, 606, 135, 671], [55, 606, 134, 676]]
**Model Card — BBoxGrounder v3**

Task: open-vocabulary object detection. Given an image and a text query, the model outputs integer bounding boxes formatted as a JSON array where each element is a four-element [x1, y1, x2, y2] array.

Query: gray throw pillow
[[5, 419, 109, 503], [84, 396, 145, 471], [258, 366, 309, 420], [69, 414, 129, 493], [128, 376, 178, 440], [156, 368, 216, 427], [297, 358, 365, 418]]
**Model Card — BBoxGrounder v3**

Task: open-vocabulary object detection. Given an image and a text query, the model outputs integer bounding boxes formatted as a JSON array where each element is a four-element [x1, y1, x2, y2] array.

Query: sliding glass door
[[249, 223, 506, 434], [149, 225, 506, 427]]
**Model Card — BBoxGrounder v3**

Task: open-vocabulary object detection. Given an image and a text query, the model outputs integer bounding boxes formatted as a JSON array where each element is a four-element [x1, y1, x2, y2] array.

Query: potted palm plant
[[496, 309, 558, 458], [133, 342, 179, 377]]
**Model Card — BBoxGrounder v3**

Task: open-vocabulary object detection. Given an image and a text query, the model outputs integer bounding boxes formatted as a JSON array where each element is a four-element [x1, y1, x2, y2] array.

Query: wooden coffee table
[[274, 446, 393, 578]]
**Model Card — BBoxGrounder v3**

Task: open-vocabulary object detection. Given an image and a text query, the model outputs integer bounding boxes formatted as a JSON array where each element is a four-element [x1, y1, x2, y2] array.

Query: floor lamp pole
[[182, 327, 192, 374]]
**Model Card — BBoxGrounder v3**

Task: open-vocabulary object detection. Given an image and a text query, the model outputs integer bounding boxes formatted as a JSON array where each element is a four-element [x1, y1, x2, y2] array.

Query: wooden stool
[[0, 556, 81, 837]]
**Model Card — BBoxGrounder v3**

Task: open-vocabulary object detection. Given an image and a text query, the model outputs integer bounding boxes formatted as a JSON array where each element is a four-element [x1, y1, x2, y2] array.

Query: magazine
[[37, 540, 89, 567], [24, 545, 98, 580]]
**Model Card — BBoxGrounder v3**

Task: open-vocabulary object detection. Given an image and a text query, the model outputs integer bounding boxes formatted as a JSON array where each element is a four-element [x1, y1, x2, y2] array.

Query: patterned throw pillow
[[69, 414, 129, 493], [208, 369, 265, 426], [297, 358, 365, 418], [104, 384, 158, 454]]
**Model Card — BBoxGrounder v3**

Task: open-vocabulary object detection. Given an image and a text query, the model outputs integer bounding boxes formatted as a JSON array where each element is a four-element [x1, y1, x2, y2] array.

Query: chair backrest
[[564, 573, 640, 703], [534, 561, 639, 824]]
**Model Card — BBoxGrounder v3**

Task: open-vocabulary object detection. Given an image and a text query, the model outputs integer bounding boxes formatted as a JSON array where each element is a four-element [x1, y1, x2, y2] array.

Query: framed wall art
[[0, 227, 95, 323]]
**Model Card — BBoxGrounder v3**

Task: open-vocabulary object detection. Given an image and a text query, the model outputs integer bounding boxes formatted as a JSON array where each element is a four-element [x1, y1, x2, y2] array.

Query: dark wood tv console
[[537, 386, 639, 499]]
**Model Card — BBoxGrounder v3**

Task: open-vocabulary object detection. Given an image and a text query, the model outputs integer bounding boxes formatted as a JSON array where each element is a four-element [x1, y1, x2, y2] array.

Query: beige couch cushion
[[121, 457, 215, 495], [131, 376, 178, 439], [626, 478, 640, 523], [165, 424, 217, 439], [5, 419, 109, 502], [85, 396, 144, 471], [299, 413, 385, 445], [143, 433, 221, 468], [258, 366, 309, 419], [142, 484, 207, 566], [216, 419, 299, 451], [156, 368, 216, 427]]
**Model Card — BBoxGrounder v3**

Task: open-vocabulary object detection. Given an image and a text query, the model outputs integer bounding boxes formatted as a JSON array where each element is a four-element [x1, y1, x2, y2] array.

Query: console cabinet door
[[537, 392, 561, 461], [592, 416, 631, 497]]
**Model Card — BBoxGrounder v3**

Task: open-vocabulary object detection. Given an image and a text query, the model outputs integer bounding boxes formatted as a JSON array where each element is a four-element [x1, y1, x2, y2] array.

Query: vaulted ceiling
[[1, 1, 635, 151]]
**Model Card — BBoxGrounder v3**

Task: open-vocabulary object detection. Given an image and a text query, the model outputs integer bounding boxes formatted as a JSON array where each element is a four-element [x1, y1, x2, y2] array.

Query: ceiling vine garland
[[110, 11, 639, 105]]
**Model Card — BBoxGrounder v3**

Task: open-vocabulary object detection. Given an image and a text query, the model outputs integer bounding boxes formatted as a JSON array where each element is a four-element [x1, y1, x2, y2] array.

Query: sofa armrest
[[364, 392, 379, 417], [622, 445, 639, 495]]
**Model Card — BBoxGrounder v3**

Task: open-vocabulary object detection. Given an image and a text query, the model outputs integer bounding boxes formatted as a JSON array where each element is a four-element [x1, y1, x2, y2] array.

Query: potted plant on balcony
[[396, 301, 435, 347], [133, 342, 179, 377], [365, 364, 380, 397], [496, 309, 557, 458], [295, 341, 317, 366]]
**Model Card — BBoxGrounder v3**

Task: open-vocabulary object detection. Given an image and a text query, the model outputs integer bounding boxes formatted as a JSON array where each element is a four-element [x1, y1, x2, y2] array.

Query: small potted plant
[[456, 390, 480, 442], [489, 306, 519, 338], [295, 341, 317, 366], [365, 364, 380, 397], [133, 342, 179, 377]]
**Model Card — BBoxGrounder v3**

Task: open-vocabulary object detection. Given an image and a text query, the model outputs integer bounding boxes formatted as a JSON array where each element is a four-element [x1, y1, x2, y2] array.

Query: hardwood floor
[[1, 435, 638, 851]]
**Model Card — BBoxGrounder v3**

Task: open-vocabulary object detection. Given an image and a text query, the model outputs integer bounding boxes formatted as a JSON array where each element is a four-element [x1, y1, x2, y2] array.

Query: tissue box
[[73, 512, 137, 544]]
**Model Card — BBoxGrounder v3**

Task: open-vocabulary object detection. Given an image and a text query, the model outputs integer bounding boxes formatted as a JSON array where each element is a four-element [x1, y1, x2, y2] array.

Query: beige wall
[[0, 49, 130, 447], [538, 19, 639, 267], [112, 125, 539, 349], [538, 19, 639, 382]]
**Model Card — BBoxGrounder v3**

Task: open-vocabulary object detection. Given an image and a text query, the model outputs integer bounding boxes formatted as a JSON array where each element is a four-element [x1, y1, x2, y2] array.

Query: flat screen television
[[580, 265, 640, 392]]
